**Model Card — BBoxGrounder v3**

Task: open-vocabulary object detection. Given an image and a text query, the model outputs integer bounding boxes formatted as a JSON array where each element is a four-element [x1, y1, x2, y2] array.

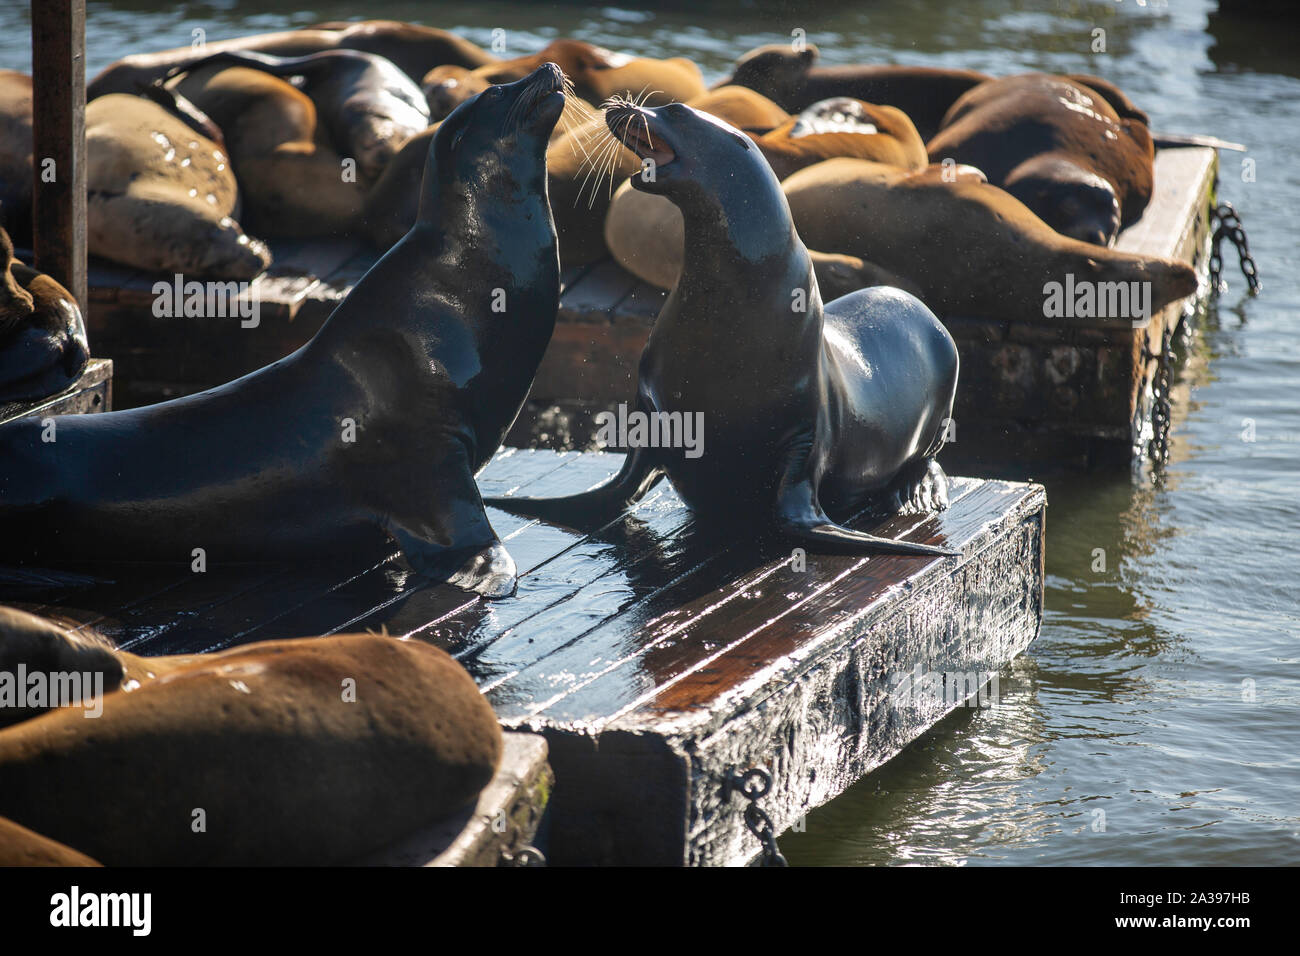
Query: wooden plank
[[0, 357, 111, 425], [557, 260, 639, 324], [362, 733, 552, 867], [30, 0, 87, 310]]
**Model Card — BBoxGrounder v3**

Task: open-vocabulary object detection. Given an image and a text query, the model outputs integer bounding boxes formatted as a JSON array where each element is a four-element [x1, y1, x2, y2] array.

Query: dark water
[[2, 0, 1296, 865]]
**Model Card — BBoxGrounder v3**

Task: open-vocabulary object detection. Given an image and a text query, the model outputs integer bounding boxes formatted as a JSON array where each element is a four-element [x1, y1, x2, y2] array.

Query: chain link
[[1148, 324, 1176, 467], [1209, 201, 1261, 296], [724, 767, 788, 867]]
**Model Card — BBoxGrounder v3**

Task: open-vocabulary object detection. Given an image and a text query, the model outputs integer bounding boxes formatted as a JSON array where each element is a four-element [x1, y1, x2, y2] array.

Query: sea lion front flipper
[[389, 450, 518, 599], [774, 477, 960, 559], [484, 444, 665, 531]]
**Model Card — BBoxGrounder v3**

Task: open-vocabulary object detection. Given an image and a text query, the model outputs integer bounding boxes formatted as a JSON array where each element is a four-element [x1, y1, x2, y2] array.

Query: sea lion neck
[[674, 158, 797, 273]]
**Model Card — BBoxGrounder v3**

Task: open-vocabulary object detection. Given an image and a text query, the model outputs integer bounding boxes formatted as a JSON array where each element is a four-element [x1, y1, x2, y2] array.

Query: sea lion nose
[[533, 61, 565, 92]]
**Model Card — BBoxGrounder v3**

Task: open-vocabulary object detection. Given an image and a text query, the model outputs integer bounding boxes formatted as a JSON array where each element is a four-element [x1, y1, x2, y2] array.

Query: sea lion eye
[[451, 125, 467, 151]]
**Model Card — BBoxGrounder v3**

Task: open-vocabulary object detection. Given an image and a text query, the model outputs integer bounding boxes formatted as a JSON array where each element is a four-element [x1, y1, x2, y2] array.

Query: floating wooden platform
[[2, 449, 1045, 866], [76, 147, 1216, 471], [0, 358, 112, 427]]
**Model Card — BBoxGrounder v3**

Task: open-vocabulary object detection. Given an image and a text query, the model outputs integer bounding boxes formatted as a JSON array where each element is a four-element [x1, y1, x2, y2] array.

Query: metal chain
[[724, 767, 788, 867], [501, 845, 546, 866], [1209, 201, 1261, 296], [1148, 324, 1176, 467]]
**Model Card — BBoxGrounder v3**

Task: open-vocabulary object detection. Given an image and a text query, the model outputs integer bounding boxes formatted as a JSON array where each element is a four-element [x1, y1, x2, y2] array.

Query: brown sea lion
[[0, 631, 502, 866], [604, 179, 922, 299], [423, 38, 705, 121], [167, 65, 366, 237], [0, 815, 101, 866], [1, 228, 89, 404], [85, 94, 271, 278], [754, 97, 928, 180], [0, 71, 33, 240], [718, 44, 991, 141], [782, 157, 1197, 321], [927, 73, 1154, 245], [88, 21, 494, 100]]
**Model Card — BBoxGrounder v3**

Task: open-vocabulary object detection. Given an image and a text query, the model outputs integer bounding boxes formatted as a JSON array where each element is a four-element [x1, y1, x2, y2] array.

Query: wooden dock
[[2, 448, 1045, 866], [75, 147, 1216, 470]]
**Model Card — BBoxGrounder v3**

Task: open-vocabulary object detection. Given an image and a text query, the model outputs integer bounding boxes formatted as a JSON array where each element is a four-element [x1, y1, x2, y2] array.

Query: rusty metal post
[[31, 0, 88, 309]]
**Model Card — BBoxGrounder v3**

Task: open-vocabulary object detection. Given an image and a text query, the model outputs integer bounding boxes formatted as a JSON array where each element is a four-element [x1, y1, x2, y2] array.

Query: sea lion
[[753, 97, 928, 180], [782, 158, 1197, 320], [927, 73, 1154, 245], [489, 101, 960, 559], [85, 94, 271, 278], [0, 228, 89, 404], [718, 44, 991, 141], [604, 179, 921, 299], [0, 65, 568, 598], [87, 21, 494, 100], [0, 815, 101, 866], [169, 49, 430, 183], [0, 631, 502, 866], [423, 39, 705, 121], [0, 71, 34, 240], [166, 64, 366, 237]]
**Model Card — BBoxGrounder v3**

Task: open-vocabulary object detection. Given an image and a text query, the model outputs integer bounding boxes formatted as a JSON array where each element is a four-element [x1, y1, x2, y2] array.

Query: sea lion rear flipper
[[484, 444, 664, 531], [775, 478, 960, 559]]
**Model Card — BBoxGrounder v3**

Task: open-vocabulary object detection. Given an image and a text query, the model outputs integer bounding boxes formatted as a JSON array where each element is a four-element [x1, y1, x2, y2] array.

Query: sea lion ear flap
[[799, 44, 820, 66]]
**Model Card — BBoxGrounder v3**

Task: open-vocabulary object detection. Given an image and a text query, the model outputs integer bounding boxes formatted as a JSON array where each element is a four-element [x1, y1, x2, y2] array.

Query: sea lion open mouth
[[604, 100, 677, 166]]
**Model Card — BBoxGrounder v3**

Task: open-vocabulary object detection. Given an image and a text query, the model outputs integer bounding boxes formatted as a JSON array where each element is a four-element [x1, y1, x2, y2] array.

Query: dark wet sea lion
[[423, 38, 705, 121], [718, 44, 991, 141], [0, 65, 568, 598], [169, 49, 430, 183], [928, 73, 1154, 245], [167, 64, 366, 237], [0, 70, 34, 240], [0, 815, 101, 866], [782, 157, 1197, 321], [490, 102, 960, 559], [88, 22, 494, 100], [0, 631, 501, 866], [0, 228, 89, 404], [84, 93, 271, 278]]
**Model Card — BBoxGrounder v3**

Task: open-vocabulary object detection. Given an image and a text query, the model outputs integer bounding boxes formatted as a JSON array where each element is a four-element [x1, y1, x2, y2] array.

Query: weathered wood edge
[[359, 732, 553, 867], [684, 483, 1046, 866], [0, 357, 112, 426]]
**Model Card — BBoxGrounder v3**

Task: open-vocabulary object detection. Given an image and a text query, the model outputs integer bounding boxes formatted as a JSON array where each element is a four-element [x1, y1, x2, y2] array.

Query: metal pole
[[31, 0, 88, 309]]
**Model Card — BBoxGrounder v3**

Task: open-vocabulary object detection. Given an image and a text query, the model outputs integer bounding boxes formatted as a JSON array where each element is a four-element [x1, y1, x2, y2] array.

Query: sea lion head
[[424, 62, 565, 205], [728, 43, 819, 100], [603, 99, 760, 204], [422, 64, 490, 120], [1006, 154, 1122, 247]]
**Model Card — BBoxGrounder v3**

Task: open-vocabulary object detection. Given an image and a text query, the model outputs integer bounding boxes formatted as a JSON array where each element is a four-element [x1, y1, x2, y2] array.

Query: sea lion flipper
[[390, 450, 518, 599], [776, 478, 959, 559], [485, 444, 664, 531]]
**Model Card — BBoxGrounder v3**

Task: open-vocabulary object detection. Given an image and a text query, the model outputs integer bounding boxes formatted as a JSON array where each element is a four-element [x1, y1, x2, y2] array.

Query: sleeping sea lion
[[782, 157, 1197, 320], [927, 73, 1155, 245], [84, 93, 271, 278]]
